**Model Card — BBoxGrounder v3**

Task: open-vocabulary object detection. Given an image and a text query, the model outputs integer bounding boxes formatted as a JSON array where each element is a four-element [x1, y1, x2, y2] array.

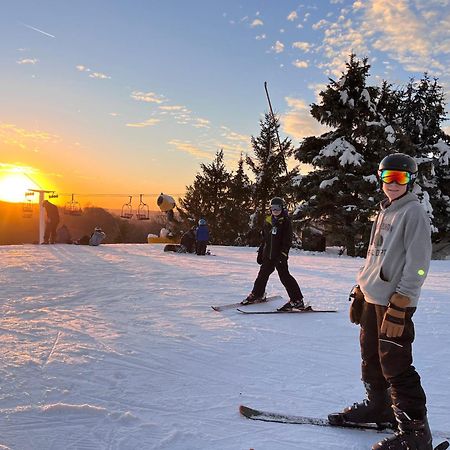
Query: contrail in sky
[[21, 23, 56, 38]]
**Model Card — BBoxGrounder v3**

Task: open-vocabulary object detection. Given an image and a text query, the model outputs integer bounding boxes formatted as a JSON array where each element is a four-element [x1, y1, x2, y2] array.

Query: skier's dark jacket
[[259, 210, 292, 262], [196, 224, 209, 242]]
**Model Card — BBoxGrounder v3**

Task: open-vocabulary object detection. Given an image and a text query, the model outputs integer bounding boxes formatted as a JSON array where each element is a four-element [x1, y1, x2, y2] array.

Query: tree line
[[178, 54, 450, 256]]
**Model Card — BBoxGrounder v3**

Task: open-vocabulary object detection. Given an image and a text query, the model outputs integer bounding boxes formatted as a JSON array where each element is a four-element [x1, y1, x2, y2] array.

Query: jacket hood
[[380, 191, 419, 212]]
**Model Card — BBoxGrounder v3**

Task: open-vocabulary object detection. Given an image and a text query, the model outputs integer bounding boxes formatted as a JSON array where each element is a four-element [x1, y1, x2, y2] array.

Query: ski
[[236, 306, 337, 314], [239, 405, 450, 445], [211, 295, 282, 312]]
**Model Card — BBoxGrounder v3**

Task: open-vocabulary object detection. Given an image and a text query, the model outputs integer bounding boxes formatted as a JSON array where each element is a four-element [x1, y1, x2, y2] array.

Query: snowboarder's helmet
[[270, 197, 284, 210], [198, 218, 206, 226], [378, 153, 418, 174]]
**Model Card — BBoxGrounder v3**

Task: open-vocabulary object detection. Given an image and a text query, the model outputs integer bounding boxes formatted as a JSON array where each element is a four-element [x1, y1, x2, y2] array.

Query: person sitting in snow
[[180, 227, 196, 253], [242, 197, 304, 311], [89, 227, 106, 246], [195, 219, 209, 255], [328, 153, 433, 450]]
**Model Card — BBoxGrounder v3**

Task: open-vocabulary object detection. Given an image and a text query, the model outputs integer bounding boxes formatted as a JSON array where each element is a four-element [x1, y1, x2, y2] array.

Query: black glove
[[349, 285, 365, 325], [257, 246, 264, 265]]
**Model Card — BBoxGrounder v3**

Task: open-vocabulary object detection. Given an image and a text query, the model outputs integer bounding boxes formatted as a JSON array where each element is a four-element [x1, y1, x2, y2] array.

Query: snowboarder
[[42, 199, 60, 244], [195, 219, 209, 255], [89, 227, 106, 246], [328, 153, 433, 450], [243, 197, 304, 311]]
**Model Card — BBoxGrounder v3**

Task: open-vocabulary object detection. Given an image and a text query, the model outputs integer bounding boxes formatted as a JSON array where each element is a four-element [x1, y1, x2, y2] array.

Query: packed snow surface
[[0, 244, 449, 449]]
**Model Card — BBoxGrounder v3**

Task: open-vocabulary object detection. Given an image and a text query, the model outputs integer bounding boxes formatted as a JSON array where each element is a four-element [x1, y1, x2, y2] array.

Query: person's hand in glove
[[349, 285, 365, 325], [381, 293, 410, 338]]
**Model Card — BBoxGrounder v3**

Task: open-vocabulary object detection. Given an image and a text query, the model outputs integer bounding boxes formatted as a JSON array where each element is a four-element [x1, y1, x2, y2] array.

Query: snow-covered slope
[[0, 244, 448, 450]]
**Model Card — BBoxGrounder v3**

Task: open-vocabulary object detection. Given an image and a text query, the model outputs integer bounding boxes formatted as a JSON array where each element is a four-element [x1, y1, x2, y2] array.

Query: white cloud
[[293, 59, 309, 68], [292, 41, 312, 52], [312, 19, 329, 30], [17, 58, 38, 65], [168, 139, 212, 159], [272, 40, 285, 53], [251, 19, 264, 27], [131, 91, 165, 104], [126, 118, 160, 128], [89, 72, 111, 80], [256, 34, 266, 40], [287, 11, 298, 21]]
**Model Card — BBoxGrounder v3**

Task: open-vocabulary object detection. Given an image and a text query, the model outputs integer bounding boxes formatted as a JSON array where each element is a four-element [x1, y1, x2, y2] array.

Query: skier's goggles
[[379, 170, 411, 185], [270, 205, 282, 212]]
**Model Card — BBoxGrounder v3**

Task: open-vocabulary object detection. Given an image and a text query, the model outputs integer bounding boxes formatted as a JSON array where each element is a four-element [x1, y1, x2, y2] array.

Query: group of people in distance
[[42, 200, 106, 246], [244, 154, 434, 450]]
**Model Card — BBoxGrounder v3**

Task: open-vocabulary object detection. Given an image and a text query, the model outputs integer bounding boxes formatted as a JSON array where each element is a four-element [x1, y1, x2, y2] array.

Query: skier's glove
[[381, 293, 410, 338], [257, 246, 264, 265], [349, 285, 365, 325]]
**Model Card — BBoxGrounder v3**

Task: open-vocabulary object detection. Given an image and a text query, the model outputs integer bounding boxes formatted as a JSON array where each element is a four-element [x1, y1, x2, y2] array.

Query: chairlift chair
[[136, 194, 150, 220], [48, 191, 58, 199], [121, 196, 133, 219], [64, 194, 82, 216], [22, 191, 34, 219]]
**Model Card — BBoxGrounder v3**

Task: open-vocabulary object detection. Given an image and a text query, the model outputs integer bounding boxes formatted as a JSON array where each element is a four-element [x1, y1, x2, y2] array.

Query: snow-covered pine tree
[[224, 155, 253, 245], [179, 150, 231, 244], [246, 112, 298, 233], [294, 54, 398, 256], [397, 75, 450, 238]]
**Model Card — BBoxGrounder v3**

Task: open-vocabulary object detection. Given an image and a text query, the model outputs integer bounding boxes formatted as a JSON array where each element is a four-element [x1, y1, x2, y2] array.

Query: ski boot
[[328, 384, 396, 429], [241, 292, 266, 306], [372, 408, 432, 450], [277, 298, 305, 312]]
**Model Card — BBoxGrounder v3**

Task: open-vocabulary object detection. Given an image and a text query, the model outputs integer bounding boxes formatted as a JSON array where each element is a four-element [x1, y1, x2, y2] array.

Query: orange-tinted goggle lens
[[380, 170, 411, 185]]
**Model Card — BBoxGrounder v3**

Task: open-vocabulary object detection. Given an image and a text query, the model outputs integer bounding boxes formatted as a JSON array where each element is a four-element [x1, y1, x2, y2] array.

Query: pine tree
[[224, 155, 253, 245], [179, 150, 231, 244], [397, 75, 450, 238], [246, 112, 299, 233], [294, 54, 398, 256]]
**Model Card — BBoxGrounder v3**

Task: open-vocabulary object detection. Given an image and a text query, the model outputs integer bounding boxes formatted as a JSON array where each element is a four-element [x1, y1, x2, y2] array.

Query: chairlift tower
[[27, 189, 56, 244]]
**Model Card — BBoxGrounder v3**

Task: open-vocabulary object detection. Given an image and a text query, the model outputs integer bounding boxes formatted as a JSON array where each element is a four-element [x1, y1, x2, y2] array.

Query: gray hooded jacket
[[357, 192, 431, 307]]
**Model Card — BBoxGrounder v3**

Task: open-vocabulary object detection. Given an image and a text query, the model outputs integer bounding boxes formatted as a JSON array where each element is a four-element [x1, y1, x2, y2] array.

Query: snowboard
[[239, 405, 450, 446], [211, 295, 282, 312]]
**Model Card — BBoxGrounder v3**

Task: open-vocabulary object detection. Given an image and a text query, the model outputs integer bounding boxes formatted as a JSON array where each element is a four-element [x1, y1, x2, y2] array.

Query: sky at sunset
[[1, 0, 449, 210]]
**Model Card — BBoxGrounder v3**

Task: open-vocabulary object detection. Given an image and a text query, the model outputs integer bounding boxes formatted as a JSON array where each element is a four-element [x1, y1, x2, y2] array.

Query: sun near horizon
[[0, 171, 41, 203]]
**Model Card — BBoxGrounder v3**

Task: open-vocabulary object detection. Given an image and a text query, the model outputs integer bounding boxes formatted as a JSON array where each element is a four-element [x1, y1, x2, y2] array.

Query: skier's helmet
[[270, 197, 284, 211], [95, 226, 102, 232], [198, 218, 206, 226], [378, 153, 418, 174], [378, 153, 417, 189]]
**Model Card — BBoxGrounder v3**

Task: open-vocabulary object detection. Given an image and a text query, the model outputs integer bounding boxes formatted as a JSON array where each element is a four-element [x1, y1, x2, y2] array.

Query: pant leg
[[252, 260, 276, 297], [44, 223, 51, 243], [360, 301, 389, 391], [378, 306, 427, 419], [275, 260, 303, 300], [49, 220, 59, 243]]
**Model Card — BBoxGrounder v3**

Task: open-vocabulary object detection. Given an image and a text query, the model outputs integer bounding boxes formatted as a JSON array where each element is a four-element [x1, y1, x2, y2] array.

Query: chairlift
[[121, 196, 133, 219], [136, 194, 150, 220], [64, 194, 82, 216], [22, 191, 34, 219], [48, 191, 58, 199]]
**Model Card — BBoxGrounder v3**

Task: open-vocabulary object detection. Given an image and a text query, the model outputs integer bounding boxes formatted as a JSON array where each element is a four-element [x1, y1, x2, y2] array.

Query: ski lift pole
[[264, 81, 289, 177]]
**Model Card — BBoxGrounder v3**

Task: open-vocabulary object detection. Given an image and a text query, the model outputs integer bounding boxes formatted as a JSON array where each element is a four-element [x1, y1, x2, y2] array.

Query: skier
[[195, 219, 209, 255], [42, 199, 60, 244], [242, 197, 304, 311], [328, 154, 433, 450]]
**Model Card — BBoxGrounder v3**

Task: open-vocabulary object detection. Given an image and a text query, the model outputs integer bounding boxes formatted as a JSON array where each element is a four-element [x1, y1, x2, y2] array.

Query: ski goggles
[[270, 205, 282, 212], [379, 169, 411, 185]]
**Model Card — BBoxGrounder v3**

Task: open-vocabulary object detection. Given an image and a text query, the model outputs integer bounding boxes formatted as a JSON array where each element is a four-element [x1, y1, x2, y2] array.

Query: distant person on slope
[[242, 197, 304, 311], [195, 219, 209, 255], [328, 153, 433, 450], [89, 227, 106, 246], [180, 227, 196, 253], [42, 199, 60, 244]]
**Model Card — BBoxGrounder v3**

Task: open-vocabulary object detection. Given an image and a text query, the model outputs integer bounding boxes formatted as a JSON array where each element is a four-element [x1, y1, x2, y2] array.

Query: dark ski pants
[[252, 259, 303, 300], [360, 301, 427, 419], [44, 220, 59, 244], [196, 241, 207, 255]]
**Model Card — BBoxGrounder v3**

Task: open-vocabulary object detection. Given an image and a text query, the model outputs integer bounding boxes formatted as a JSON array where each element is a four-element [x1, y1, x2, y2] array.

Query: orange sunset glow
[[0, 170, 41, 203]]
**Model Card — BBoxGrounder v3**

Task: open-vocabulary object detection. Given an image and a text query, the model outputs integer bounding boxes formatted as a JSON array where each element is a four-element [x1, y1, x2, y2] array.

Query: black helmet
[[378, 153, 418, 174], [270, 197, 284, 208]]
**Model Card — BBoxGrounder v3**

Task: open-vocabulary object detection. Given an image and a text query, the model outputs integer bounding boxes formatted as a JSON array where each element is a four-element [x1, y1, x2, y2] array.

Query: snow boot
[[328, 384, 396, 427], [277, 298, 305, 311], [372, 408, 432, 450], [241, 292, 266, 306]]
